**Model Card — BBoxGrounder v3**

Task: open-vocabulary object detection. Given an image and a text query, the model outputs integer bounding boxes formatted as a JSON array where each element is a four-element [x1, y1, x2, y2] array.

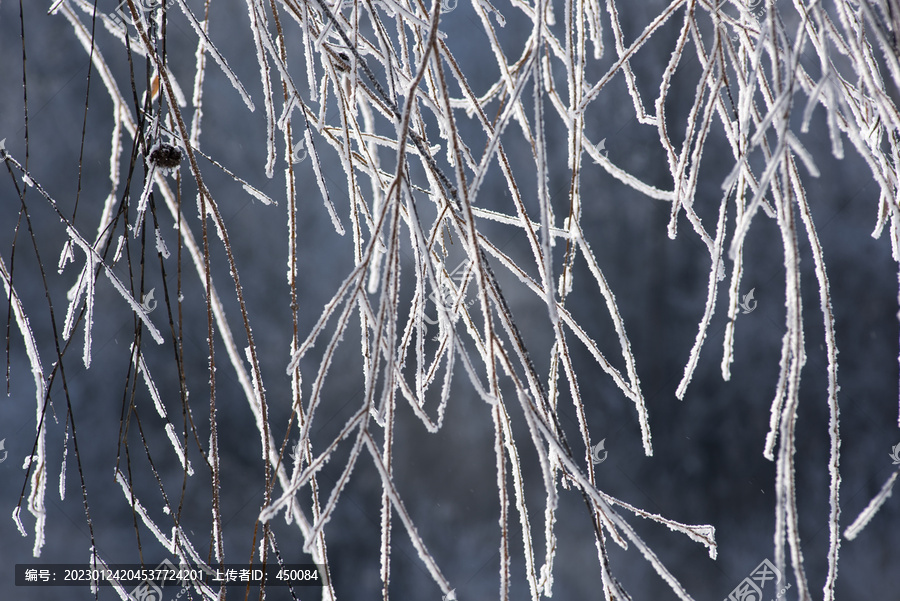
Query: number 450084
[[276, 569, 319, 582]]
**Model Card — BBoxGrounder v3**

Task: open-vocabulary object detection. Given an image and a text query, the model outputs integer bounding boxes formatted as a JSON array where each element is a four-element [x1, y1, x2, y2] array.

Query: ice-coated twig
[[172, 0, 256, 111], [844, 470, 898, 541]]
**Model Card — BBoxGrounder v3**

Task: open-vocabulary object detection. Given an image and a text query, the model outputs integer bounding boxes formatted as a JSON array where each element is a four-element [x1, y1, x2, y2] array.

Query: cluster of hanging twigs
[[4, 0, 900, 598]]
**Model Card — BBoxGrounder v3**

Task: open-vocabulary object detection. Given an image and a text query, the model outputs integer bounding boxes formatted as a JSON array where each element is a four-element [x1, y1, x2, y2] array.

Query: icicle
[[242, 183, 276, 205], [58, 442, 68, 501], [164, 423, 194, 476], [843, 471, 898, 540], [155, 228, 171, 259], [57, 240, 75, 274], [12, 506, 27, 537]]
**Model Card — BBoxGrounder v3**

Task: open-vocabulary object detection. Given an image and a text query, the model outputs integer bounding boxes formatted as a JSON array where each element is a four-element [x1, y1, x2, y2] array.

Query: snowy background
[[1, 0, 900, 599]]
